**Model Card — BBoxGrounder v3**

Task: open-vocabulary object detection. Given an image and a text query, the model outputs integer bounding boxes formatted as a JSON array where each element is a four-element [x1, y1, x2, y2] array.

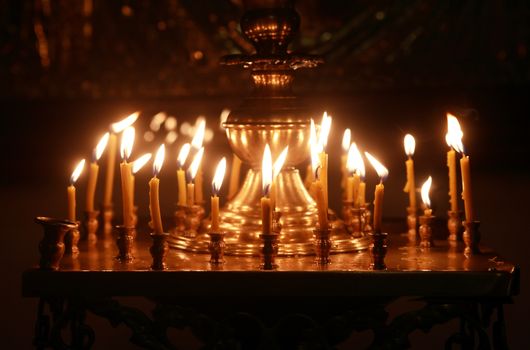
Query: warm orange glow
[[212, 157, 227, 194], [70, 159, 85, 185], [273, 146, 288, 179], [262, 144, 272, 196], [365, 152, 389, 181], [131, 153, 152, 174], [342, 128, 351, 152], [219, 109, 230, 130], [187, 147, 204, 180], [347, 143, 365, 177], [446, 113, 464, 153], [421, 176, 432, 208], [191, 117, 206, 149], [94, 132, 110, 161], [310, 130, 321, 177], [318, 111, 332, 149], [310, 118, 322, 153], [120, 127, 135, 161], [177, 143, 191, 168], [153, 144, 165, 176], [404, 134, 415, 157], [111, 112, 139, 133]]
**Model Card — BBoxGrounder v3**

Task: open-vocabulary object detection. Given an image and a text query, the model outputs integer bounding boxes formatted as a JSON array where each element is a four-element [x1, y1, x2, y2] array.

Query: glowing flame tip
[[111, 112, 139, 133], [365, 152, 388, 181], [94, 132, 110, 161], [212, 157, 227, 194], [404, 134, 415, 156], [187, 147, 204, 180], [421, 176, 432, 208], [70, 159, 86, 185], [177, 143, 191, 168], [131, 153, 152, 174], [262, 144, 272, 196], [153, 144, 165, 176], [342, 128, 351, 152]]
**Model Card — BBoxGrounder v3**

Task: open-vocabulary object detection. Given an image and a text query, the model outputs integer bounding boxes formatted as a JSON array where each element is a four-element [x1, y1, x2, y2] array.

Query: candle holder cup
[[406, 206, 417, 239], [260, 232, 279, 270], [463, 220, 481, 256], [369, 231, 388, 270], [208, 231, 226, 265], [313, 226, 332, 265], [35, 217, 78, 270], [64, 222, 80, 257], [419, 215, 435, 249], [84, 210, 100, 245], [447, 211, 462, 241], [150, 232, 169, 270], [115, 225, 135, 262], [101, 203, 113, 235]]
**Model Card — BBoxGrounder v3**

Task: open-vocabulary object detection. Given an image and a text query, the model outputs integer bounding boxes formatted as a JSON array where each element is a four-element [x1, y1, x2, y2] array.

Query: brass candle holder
[[419, 215, 435, 248], [101, 203, 113, 235], [184, 205, 205, 238], [35, 217, 77, 270], [208, 232, 226, 265], [463, 220, 481, 256], [115, 225, 134, 262], [150, 232, 169, 270], [369, 231, 388, 270], [172, 205, 187, 235], [260, 232, 279, 270], [447, 211, 462, 241], [342, 200, 365, 238], [64, 221, 80, 256], [313, 226, 332, 265], [406, 207, 417, 239], [84, 210, 99, 245]]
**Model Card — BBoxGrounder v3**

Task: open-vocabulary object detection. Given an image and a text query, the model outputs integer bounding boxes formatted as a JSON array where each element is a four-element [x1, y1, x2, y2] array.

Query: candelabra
[[167, 0, 370, 256]]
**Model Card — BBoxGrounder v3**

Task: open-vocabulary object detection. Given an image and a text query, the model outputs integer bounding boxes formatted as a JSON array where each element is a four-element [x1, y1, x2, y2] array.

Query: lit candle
[[403, 134, 417, 211], [187, 147, 204, 207], [310, 140, 328, 229], [271, 146, 288, 210], [317, 112, 332, 208], [191, 118, 206, 204], [346, 142, 365, 207], [68, 159, 86, 221], [86, 133, 109, 212], [228, 154, 242, 200], [131, 153, 152, 208], [341, 128, 351, 191], [421, 176, 433, 217], [149, 145, 166, 234], [261, 145, 273, 235], [211, 157, 227, 231], [446, 113, 462, 212], [176, 143, 191, 206], [304, 120, 319, 190], [104, 112, 139, 207], [365, 152, 389, 233], [119, 126, 135, 227]]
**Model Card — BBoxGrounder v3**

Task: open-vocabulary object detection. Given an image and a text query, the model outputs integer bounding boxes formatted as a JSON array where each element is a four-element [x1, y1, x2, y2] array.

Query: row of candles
[[66, 110, 475, 240]]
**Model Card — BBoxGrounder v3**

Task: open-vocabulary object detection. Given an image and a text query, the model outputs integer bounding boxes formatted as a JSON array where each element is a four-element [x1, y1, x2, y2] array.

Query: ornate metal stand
[[369, 232, 388, 270], [419, 215, 435, 249], [463, 220, 481, 256], [313, 227, 331, 265], [184, 205, 204, 238], [208, 232, 226, 265], [172, 205, 187, 235], [342, 200, 365, 238], [64, 222, 80, 257], [260, 232, 279, 270], [115, 225, 134, 262], [406, 206, 417, 239], [149, 233, 169, 270], [84, 210, 99, 245], [447, 210, 462, 241], [35, 217, 77, 270]]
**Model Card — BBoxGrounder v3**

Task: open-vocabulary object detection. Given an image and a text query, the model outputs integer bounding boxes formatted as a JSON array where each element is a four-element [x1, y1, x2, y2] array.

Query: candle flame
[[94, 132, 110, 161], [111, 112, 139, 133], [219, 108, 230, 130], [347, 143, 365, 178], [153, 144, 165, 177], [273, 146, 288, 179], [212, 157, 227, 194], [421, 176, 432, 208], [446, 113, 464, 153], [318, 111, 332, 149], [310, 128, 321, 178], [310, 119, 322, 153], [191, 117, 206, 149], [342, 128, 351, 152], [187, 147, 204, 180], [262, 144, 273, 196], [120, 126, 135, 161], [131, 153, 152, 174], [70, 159, 85, 185], [177, 143, 191, 168], [365, 152, 389, 181], [404, 134, 415, 156]]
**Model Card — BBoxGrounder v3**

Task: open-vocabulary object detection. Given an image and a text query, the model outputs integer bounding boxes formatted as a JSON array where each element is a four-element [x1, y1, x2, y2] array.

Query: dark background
[[1, 0, 529, 348]]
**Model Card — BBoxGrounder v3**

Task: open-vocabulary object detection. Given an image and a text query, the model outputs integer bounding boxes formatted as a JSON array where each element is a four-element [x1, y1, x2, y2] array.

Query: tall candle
[[358, 181, 366, 206], [446, 113, 464, 212], [187, 147, 204, 207], [68, 159, 86, 221], [191, 118, 206, 204], [261, 144, 273, 235], [314, 178, 328, 229], [304, 163, 314, 189], [120, 127, 135, 227], [176, 143, 191, 207], [195, 164, 204, 204], [228, 154, 242, 199], [211, 158, 227, 231], [460, 155, 474, 221], [149, 145, 165, 234], [403, 134, 417, 211], [365, 152, 389, 233], [341, 128, 351, 191], [86, 133, 109, 212], [447, 148, 458, 212], [346, 142, 365, 207], [319, 151, 328, 208], [421, 176, 433, 217]]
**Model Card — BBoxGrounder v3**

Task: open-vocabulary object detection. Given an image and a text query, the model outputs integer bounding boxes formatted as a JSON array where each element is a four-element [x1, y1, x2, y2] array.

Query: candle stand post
[[172, 205, 187, 236], [84, 210, 99, 245], [447, 211, 462, 241], [101, 204, 113, 235], [419, 215, 435, 248], [64, 222, 80, 257], [260, 232, 279, 270], [342, 200, 364, 238], [115, 225, 134, 262], [184, 205, 204, 238], [463, 220, 481, 256], [369, 231, 388, 270], [208, 231, 226, 265], [406, 207, 417, 239], [313, 226, 332, 265], [150, 232, 169, 270], [35, 217, 77, 270]]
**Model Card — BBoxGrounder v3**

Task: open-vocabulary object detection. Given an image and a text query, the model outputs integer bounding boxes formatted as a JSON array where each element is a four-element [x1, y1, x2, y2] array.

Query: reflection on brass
[[419, 215, 435, 249], [84, 210, 99, 245], [35, 216, 77, 270], [406, 206, 417, 239], [115, 225, 134, 263], [463, 220, 481, 257], [447, 211, 462, 242]]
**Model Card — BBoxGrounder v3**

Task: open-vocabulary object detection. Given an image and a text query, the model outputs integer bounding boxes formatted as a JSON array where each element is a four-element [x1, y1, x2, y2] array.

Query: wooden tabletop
[[22, 226, 519, 299]]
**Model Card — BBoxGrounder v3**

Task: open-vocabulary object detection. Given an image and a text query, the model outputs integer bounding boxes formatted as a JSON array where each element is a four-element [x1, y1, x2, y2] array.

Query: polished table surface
[[22, 229, 519, 299]]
